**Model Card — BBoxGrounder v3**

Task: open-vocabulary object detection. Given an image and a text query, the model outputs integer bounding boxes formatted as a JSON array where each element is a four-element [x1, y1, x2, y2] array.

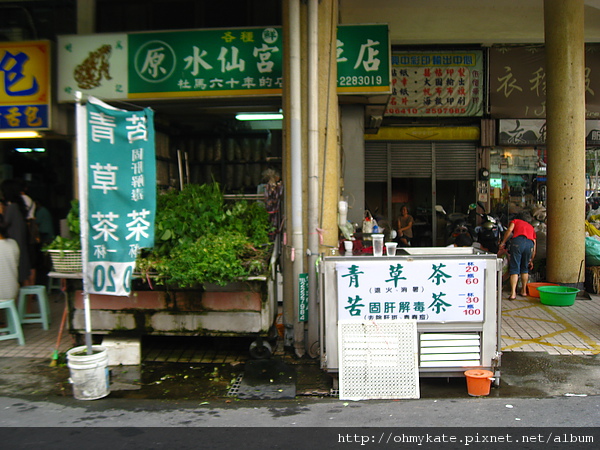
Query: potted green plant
[[44, 199, 82, 273], [136, 183, 274, 287]]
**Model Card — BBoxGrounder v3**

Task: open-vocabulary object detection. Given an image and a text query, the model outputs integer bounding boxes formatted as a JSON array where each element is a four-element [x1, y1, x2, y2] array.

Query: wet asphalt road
[[1, 351, 599, 430], [2, 351, 600, 449]]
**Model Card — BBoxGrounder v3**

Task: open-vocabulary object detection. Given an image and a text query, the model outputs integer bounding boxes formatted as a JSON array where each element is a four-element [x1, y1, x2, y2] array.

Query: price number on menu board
[[464, 264, 480, 284], [90, 263, 133, 295], [463, 263, 482, 316], [464, 295, 481, 316]]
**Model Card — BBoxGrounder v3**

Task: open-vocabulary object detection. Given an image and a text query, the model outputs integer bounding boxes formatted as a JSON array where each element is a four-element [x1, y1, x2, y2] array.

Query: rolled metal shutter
[[435, 142, 477, 180], [390, 142, 432, 178], [364, 142, 388, 182], [365, 141, 476, 181]]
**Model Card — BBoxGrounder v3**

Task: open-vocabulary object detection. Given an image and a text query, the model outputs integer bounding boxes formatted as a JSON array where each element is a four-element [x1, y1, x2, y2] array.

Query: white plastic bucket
[[67, 345, 110, 400]]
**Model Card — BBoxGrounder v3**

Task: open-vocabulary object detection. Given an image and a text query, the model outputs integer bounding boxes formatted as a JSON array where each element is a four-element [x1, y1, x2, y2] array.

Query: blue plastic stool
[[0, 299, 25, 345], [18, 285, 51, 330], [47, 276, 62, 293]]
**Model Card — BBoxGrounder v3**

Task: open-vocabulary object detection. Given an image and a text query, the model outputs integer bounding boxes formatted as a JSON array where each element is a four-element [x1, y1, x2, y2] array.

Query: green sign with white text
[[299, 273, 308, 322], [58, 24, 390, 101], [336, 24, 390, 94], [85, 97, 156, 296], [128, 27, 283, 99]]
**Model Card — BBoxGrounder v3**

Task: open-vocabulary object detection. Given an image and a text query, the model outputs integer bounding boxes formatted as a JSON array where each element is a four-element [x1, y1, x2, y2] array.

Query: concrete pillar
[[77, 0, 96, 34], [544, 0, 586, 286], [306, 0, 340, 357]]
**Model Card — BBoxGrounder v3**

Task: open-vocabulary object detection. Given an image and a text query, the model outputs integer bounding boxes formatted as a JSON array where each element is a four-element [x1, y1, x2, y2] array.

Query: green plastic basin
[[537, 286, 579, 306]]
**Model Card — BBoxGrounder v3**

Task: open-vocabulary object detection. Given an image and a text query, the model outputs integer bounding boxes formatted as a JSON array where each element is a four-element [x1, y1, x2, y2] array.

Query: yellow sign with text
[[0, 41, 51, 129]]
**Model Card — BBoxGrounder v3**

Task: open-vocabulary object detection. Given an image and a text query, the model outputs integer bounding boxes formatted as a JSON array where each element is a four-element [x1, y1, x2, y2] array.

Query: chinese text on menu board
[[336, 260, 485, 323]]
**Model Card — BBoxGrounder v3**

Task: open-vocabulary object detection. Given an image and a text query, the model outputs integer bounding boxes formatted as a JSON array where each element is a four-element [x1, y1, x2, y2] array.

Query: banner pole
[[75, 91, 93, 355]]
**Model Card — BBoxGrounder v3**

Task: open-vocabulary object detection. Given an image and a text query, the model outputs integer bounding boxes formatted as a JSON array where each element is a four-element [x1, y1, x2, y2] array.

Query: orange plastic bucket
[[464, 369, 494, 396]]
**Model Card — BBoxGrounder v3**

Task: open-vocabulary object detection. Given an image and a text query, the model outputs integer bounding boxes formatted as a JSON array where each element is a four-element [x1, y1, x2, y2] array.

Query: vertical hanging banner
[[85, 96, 155, 296]]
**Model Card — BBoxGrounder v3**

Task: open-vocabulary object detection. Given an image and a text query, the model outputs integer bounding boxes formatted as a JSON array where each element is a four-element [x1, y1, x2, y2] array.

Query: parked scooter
[[444, 207, 476, 246], [474, 202, 504, 253]]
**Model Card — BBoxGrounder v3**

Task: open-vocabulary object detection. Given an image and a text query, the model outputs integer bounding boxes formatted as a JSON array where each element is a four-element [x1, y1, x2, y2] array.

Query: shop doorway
[[365, 140, 477, 246]]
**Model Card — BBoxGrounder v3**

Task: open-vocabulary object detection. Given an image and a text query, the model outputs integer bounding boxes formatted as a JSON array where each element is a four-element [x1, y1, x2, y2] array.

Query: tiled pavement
[[2, 285, 600, 362], [500, 290, 600, 355]]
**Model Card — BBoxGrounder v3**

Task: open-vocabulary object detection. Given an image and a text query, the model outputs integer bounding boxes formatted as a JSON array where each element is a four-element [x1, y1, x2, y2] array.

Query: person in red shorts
[[499, 211, 537, 300]]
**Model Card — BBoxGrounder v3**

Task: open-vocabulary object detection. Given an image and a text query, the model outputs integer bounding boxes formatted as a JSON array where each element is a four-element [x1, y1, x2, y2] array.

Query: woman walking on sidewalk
[[499, 211, 537, 300]]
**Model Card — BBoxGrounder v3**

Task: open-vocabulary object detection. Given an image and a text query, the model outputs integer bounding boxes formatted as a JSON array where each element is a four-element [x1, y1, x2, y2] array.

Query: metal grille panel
[[419, 332, 481, 367], [338, 320, 420, 400]]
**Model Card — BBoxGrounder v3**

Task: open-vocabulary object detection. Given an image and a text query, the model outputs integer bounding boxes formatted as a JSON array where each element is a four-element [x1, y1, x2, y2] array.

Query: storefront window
[[489, 147, 546, 221], [586, 148, 600, 200]]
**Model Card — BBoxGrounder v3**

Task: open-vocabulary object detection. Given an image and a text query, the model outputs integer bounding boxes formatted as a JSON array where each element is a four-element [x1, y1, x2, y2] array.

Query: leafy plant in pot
[[136, 183, 274, 288], [43, 200, 82, 273]]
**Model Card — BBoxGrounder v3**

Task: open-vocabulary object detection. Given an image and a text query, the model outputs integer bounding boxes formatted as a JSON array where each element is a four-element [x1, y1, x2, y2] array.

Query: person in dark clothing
[[0, 179, 32, 284]]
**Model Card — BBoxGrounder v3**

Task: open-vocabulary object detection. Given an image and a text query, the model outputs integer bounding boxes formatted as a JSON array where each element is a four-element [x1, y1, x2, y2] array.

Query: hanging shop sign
[[335, 260, 485, 323], [587, 120, 600, 146], [489, 45, 600, 119], [82, 96, 156, 296], [58, 34, 128, 103], [385, 50, 484, 118], [128, 27, 283, 99], [498, 119, 546, 146], [498, 118, 600, 146], [336, 24, 390, 95], [57, 24, 390, 102], [0, 40, 51, 130]]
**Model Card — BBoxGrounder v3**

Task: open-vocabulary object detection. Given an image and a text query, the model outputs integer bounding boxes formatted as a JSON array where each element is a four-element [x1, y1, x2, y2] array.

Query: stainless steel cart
[[319, 247, 503, 385]]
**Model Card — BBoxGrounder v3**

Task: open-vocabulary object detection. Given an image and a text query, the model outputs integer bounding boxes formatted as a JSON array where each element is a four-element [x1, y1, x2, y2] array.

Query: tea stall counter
[[319, 247, 503, 383]]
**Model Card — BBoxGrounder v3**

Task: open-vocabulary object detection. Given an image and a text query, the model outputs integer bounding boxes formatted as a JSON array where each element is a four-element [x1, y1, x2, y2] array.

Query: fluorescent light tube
[[235, 113, 283, 121]]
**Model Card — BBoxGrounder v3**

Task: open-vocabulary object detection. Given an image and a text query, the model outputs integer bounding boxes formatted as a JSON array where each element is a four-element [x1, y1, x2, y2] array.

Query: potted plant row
[[44, 184, 274, 284], [43, 199, 82, 273], [135, 183, 274, 289]]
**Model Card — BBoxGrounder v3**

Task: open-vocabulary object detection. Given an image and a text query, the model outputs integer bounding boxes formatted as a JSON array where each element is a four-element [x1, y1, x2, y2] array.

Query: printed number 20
[[93, 265, 132, 293]]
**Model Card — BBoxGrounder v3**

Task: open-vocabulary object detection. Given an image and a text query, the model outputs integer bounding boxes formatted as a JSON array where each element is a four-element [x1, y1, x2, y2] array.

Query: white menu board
[[336, 259, 486, 323]]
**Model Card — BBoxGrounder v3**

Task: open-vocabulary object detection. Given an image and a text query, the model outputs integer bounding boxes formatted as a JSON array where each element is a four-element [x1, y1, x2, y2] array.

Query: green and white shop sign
[[58, 24, 390, 102]]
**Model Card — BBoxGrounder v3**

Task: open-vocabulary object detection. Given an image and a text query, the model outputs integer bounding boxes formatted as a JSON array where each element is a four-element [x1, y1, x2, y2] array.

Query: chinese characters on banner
[[128, 28, 283, 98], [336, 260, 485, 323], [489, 45, 600, 119], [0, 41, 51, 130], [85, 97, 155, 296], [336, 24, 390, 94], [386, 50, 484, 117], [58, 25, 390, 102]]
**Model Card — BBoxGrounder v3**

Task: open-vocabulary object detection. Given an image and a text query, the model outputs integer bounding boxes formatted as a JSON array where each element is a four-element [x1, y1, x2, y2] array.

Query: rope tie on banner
[[315, 228, 325, 245]]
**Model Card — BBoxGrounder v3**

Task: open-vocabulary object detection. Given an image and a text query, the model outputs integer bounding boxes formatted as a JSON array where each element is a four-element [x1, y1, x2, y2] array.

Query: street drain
[[227, 375, 243, 397]]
